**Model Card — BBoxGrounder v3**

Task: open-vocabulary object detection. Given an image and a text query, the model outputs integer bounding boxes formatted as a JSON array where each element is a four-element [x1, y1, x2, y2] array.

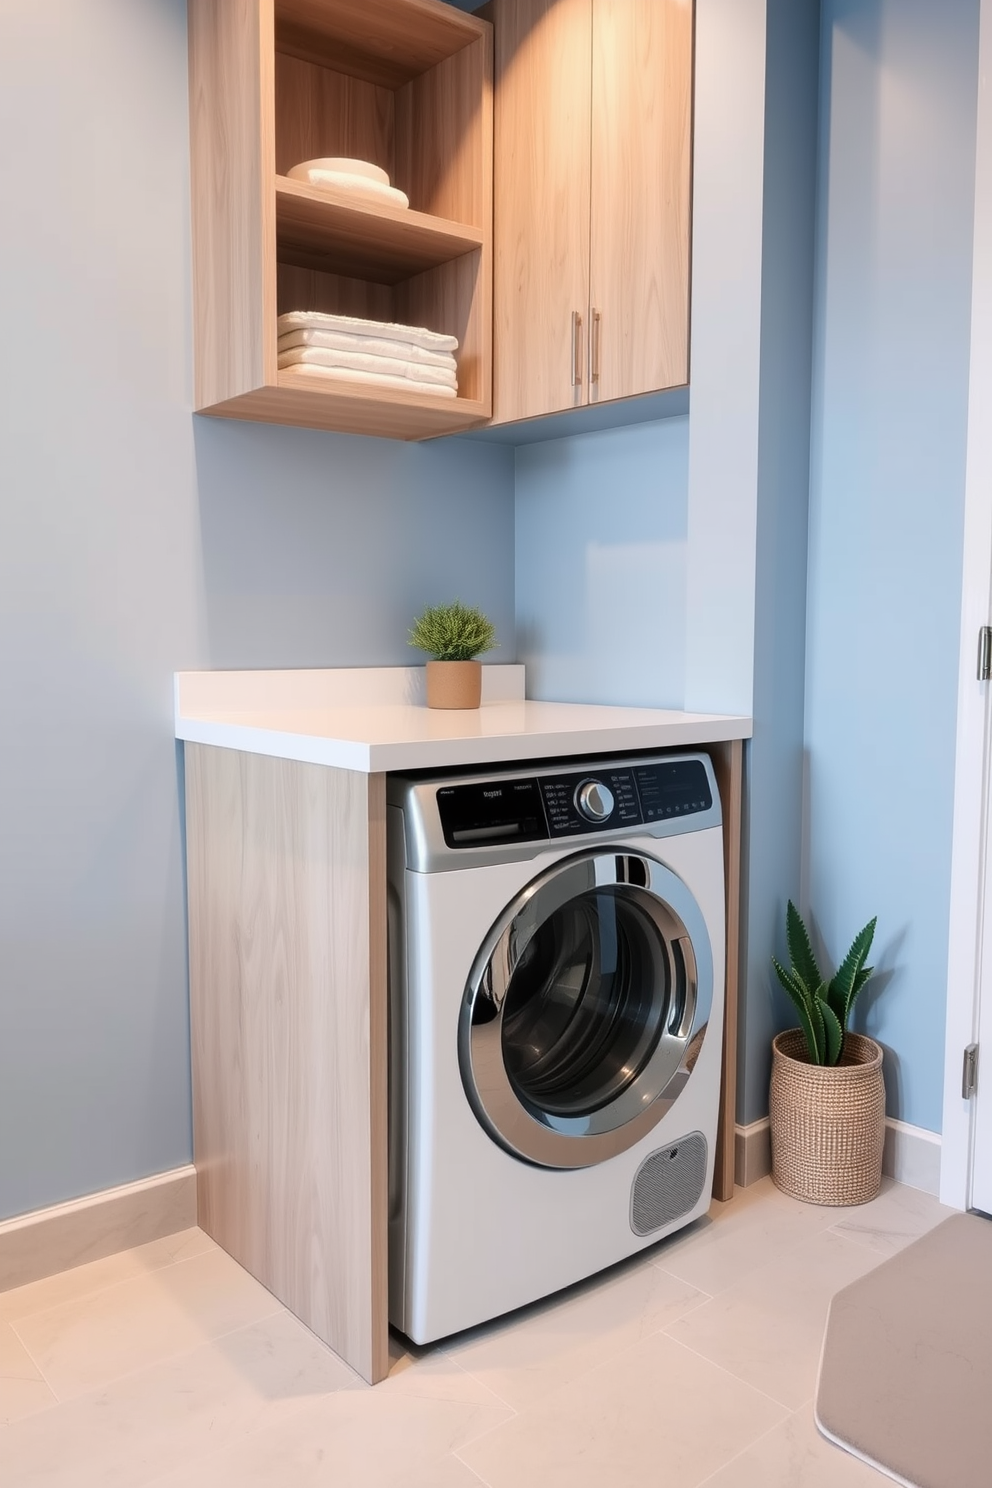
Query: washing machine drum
[[459, 850, 714, 1169]]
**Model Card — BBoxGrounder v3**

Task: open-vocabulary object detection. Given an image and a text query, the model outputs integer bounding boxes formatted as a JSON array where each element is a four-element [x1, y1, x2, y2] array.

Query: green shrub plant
[[772, 902, 877, 1066], [408, 601, 498, 662]]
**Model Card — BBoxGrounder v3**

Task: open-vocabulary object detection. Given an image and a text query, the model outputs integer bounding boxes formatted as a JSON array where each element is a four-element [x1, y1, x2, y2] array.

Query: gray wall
[[804, 0, 979, 1132], [0, 0, 515, 1221]]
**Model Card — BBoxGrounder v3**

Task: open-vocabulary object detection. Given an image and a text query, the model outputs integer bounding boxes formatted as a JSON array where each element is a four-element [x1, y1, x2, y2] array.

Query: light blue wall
[[515, 418, 690, 708], [739, 0, 821, 1125], [684, 0, 768, 720], [805, 0, 979, 1131], [0, 0, 514, 1221]]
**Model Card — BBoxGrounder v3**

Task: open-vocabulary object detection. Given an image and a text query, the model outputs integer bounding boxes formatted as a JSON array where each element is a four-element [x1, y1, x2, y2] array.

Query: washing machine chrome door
[[459, 850, 713, 1169]]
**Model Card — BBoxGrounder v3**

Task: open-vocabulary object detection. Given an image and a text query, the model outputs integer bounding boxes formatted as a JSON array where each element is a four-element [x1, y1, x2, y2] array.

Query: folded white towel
[[277, 310, 458, 355], [278, 344, 457, 389], [279, 360, 457, 399], [278, 326, 457, 373]]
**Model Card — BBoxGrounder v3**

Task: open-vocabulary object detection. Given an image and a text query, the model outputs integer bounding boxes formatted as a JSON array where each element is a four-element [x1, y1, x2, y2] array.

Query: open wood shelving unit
[[188, 0, 493, 441]]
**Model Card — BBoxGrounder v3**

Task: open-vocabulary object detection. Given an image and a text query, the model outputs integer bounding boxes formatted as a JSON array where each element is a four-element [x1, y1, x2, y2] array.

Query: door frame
[[940, 0, 992, 1210]]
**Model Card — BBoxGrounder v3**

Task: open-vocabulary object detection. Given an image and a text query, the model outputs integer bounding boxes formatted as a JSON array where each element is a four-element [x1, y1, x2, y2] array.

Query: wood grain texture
[[191, 0, 492, 439], [202, 378, 490, 439], [276, 176, 483, 284], [398, 247, 487, 405], [275, 0, 484, 88], [367, 774, 388, 1374], [492, 0, 592, 423], [395, 30, 493, 411], [395, 33, 492, 228], [188, 0, 277, 405], [274, 52, 394, 179], [276, 262, 396, 320], [705, 738, 744, 1203], [589, 0, 692, 401], [185, 746, 388, 1382]]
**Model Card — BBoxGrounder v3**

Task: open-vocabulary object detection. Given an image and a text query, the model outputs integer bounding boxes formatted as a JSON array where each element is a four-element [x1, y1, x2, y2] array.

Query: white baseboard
[[0, 1165, 197, 1294], [734, 1118, 772, 1187], [882, 1118, 941, 1196], [733, 1117, 941, 1197]]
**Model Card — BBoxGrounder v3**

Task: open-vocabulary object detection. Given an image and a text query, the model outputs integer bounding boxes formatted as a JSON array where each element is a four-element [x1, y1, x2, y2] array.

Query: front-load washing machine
[[387, 751, 725, 1344]]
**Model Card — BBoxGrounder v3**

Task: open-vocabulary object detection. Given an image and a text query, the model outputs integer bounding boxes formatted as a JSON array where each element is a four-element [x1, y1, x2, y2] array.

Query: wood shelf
[[200, 377, 488, 442], [275, 0, 483, 87], [189, 0, 493, 442], [275, 175, 483, 283]]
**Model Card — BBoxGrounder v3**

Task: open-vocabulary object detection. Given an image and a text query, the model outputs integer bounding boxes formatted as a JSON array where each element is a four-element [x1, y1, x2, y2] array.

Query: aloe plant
[[772, 902, 877, 1066]]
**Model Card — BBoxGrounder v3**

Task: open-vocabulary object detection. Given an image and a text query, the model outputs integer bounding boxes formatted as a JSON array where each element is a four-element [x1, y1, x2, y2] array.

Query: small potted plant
[[408, 600, 498, 709], [770, 902, 884, 1205]]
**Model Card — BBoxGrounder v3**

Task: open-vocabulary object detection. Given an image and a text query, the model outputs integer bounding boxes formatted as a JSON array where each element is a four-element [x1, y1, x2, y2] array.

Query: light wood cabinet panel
[[491, 0, 692, 424], [188, 0, 493, 440], [589, 0, 691, 402], [185, 746, 389, 1383], [704, 738, 744, 1203], [188, 0, 277, 407], [492, 0, 592, 423]]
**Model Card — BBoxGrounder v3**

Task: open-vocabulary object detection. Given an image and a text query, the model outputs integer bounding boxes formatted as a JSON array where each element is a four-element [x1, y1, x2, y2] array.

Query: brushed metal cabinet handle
[[571, 310, 583, 387], [590, 307, 602, 384]]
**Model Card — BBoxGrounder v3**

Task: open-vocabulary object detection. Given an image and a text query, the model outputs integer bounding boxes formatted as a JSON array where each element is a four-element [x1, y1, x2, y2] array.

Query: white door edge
[[941, 0, 992, 1211]]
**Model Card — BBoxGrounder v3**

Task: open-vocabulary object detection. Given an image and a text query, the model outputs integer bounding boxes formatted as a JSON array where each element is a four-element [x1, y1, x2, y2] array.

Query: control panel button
[[574, 779, 616, 823]]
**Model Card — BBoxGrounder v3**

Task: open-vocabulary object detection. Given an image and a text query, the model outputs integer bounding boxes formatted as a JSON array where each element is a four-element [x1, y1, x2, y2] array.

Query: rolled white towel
[[286, 157, 410, 210], [278, 344, 457, 390], [292, 170, 410, 210], [280, 361, 457, 399], [277, 310, 457, 355], [278, 326, 457, 373]]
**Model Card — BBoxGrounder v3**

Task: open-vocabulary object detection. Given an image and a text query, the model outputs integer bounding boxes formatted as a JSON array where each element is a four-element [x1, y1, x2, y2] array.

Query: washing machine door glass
[[460, 851, 714, 1169]]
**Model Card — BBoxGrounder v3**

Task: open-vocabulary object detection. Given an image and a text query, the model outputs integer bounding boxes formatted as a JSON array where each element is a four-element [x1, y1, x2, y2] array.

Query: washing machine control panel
[[574, 779, 616, 822], [436, 759, 713, 847]]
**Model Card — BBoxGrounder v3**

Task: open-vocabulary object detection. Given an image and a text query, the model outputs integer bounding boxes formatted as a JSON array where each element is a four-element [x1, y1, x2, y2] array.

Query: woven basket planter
[[769, 1029, 885, 1205]]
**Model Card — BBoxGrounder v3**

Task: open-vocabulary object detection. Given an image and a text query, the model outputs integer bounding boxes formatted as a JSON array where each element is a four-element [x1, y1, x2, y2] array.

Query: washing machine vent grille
[[630, 1132, 708, 1236]]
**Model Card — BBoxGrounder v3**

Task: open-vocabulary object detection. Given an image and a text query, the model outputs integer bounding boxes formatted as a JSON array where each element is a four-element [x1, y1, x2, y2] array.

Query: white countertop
[[175, 667, 751, 774]]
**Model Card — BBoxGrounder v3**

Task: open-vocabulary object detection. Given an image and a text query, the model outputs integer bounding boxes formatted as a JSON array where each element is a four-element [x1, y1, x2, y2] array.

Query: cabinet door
[[493, 0, 592, 423], [589, 0, 692, 403]]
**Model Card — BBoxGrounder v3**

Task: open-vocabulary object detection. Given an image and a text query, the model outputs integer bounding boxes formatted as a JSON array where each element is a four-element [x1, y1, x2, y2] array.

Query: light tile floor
[[0, 1176, 954, 1487]]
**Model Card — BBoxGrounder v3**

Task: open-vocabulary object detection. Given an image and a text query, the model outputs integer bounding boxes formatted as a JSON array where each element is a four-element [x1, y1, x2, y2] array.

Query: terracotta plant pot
[[769, 1029, 885, 1205], [425, 659, 483, 709]]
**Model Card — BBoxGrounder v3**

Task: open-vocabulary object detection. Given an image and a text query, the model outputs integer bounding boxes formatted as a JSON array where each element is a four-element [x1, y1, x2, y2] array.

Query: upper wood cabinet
[[491, 0, 692, 425], [188, 0, 493, 441]]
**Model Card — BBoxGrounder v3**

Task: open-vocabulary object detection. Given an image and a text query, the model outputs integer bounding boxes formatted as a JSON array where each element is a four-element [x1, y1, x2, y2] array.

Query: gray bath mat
[[816, 1212, 992, 1488]]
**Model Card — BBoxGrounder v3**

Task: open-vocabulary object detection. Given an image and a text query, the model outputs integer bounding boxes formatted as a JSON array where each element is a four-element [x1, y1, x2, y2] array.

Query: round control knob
[[574, 779, 615, 823]]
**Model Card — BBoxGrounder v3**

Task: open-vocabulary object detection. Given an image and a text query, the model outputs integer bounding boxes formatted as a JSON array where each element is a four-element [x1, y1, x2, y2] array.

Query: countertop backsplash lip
[[174, 667, 752, 774]]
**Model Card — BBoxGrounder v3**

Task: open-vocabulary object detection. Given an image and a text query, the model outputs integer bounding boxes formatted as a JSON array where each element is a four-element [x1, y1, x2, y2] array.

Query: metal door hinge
[[979, 627, 992, 681], [963, 1043, 979, 1099]]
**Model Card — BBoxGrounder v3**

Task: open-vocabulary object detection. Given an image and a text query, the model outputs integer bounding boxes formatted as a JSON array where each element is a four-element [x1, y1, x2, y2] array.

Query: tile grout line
[[438, 1278, 715, 1423], [691, 1402, 808, 1488], [657, 1324, 798, 1415], [434, 1350, 522, 1420], [0, 1232, 218, 1330], [138, 1352, 498, 1488], [453, 1442, 500, 1487], [9, 1297, 287, 1406], [0, 1316, 63, 1413], [647, 1197, 909, 1304]]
